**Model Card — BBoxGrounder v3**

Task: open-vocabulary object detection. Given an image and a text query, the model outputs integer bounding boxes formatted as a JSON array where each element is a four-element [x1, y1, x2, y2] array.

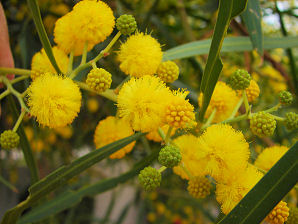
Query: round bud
[[284, 112, 298, 131], [265, 201, 289, 224], [138, 166, 161, 191], [0, 130, 20, 150], [86, 68, 112, 93], [250, 112, 276, 137], [156, 61, 179, 83], [287, 207, 298, 224], [158, 145, 182, 168], [228, 69, 252, 90], [116, 14, 137, 35], [279, 90, 293, 105], [187, 176, 211, 199]]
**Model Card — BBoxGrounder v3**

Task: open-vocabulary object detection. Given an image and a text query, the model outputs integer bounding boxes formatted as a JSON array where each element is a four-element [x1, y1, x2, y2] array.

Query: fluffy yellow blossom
[[118, 32, 163, 77], [173, 134, 207, 179], [261, 66, 287, 93], [54, 13, 95, 56], [165, 90, 195, 129], [94, 116, 135, 159], [245, 79, 260, 103], [117, 76, 172, 132], [254, 145, 288, 172], [28, 73, 82, 128], [216, 166, 263, 214], [198, 81, 238, 123], [146, 125, 174, 142], [196, 124, 250, 181], [31, 47, 69, 79], [265, 201, 289, 224]]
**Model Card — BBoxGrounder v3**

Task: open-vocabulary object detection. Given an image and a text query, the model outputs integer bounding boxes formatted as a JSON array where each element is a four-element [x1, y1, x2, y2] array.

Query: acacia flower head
[[196, 124, 250, 181], [28, 73, 82, 128], [254, 145, 288, 172], [118, 32, 163, 77], [117, 75, 172, 132], [198, 81, 238, 123], [216, 165, 263, 214], [31, 47, 69, 79], [94, 116, 135, 159]]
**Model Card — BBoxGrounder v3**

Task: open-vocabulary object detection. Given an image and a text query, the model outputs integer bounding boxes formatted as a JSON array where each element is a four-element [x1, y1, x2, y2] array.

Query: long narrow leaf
[[17, 148, 159, 224], [218, 142, 298, 224], [242, 0, 263, 54], [1, 132, 144, 224], [26, 0, 62, 74]]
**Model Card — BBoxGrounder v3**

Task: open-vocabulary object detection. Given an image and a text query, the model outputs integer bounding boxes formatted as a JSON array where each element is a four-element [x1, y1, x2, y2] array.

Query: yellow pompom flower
[[31, 47, 69, 79], [198, 81, 238, 123], [196, 124, 250, 181], [117, 75, 172, 132], [165, 90, 195, 129], [187, 176, 211, 199], [118, 32, 163, 77], [216, 166, 263, 214], [245, 80, 260, 103], [54, 12, 95, 56], [71, 0, 115, 44], [94, 116, 135, 159], [265, 201, 289, 224], [254, 145, 288, 172], [173, 134, 207, 179], [28, 73, 82, 128]]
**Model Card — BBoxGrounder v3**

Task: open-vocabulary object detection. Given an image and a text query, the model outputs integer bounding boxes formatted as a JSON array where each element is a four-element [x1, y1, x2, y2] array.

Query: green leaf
[[231, 0, 248, 18], [163, 36, 298, 61], [17, 148, 159, 224], [242, 0, 263, 54], [218, 142, 298, 224], [26, 0, 62, 74], [1, 132, 144, 224]]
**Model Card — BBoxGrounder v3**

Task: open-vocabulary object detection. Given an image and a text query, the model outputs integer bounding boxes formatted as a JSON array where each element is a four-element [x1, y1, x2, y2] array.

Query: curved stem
[[158, 166, 167, 173], [165, 126, 173, 145], [80, 41, 88, 65], [229, 97, 243, 119], [0, 67, 31, 76], [0, 89, 10, 100], [13, 110, 26, 132], [201, 108, 216, 130], [10, 75, 30, 84]]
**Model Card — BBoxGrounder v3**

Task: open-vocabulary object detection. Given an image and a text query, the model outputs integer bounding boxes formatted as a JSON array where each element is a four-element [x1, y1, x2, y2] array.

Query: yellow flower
[[165, 90, 195, 129], [117, 75, 172, 132], [173, 134, 207, 180], [216, 165, 263, 214], [31, 47, 69, 79], [118, 32, 163, 77], [28, 73, 82, 128], [236, 79, 260, 103], [254, 145, 288, 172], [196, 124, 250, 181], [94, 116, 135, 159], [146, 125, 174, 142], [198, 81, 238, 123], [265, 201, 289, 224]]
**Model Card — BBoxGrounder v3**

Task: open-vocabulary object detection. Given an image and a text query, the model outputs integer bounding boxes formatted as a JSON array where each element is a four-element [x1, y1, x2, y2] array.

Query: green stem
[[164, 126, 173, 145], [229, 97, 243, 119], [270, 114, 285, 122], [0, 89, 10, 100], [220, 114, 248, 124], [91, 62, 97, 69], [201, 108, 216, 129], [10, 75, 30, 84], [243, 90, 250, 114], [0, 67, 31, 76], [69, 32, 121, 79], [67, 50, 74, 75], [180, 163, 194, 179], [158, 166, 167, 173], [80, 42, 88, 65], [158, 127, 166, 141], [1, 77, 29, 112], [13, 110, 26, 132], [0, 175, 19, 193], [263, 104, 281, 113], [75, 81, 117, 102]]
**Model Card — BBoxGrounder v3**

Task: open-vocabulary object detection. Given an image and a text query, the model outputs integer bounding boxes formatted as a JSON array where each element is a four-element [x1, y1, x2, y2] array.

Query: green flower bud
[[0, 130, 20, 150], [287, 207, 298, 224], [156, 61, 179, 83], [228, 69, 252, 90], [187, 176, 211, 199], [158, 145, 181, 168], [279, 90, 293, 105], [284, 112, 298, 131], [250, 112, 276, 137], [116, 14, 137, 35], [86, 68, 112, 93], [138, 166, 161, 191]]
